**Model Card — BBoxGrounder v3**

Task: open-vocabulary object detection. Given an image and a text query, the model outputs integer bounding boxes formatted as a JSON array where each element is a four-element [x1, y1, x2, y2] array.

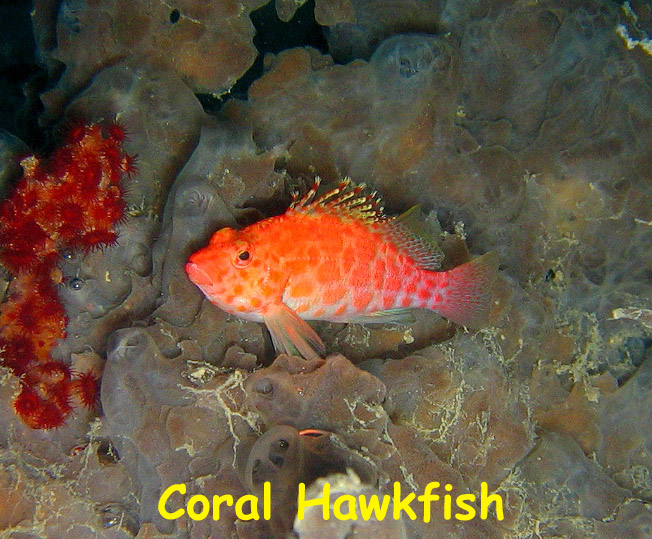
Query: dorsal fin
[[290, 178, 443, 270], [289, 177, 386, 223], [387, 205, 444, 270]]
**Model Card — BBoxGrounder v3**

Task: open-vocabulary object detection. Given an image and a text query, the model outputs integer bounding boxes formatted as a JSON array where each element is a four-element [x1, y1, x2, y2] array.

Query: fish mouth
[[185, 262, 212, 288]]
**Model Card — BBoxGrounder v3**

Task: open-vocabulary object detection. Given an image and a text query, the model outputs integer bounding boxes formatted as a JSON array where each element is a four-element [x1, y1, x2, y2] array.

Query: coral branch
[[0, 122, 133, 429]]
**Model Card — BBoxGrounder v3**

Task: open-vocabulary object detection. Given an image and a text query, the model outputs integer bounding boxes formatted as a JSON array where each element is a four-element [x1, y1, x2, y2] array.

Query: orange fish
[[186, 178, 498, 359]]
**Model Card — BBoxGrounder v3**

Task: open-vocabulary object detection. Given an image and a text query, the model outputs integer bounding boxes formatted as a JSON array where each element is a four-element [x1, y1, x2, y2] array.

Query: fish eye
[[233, 245, 252, 268]]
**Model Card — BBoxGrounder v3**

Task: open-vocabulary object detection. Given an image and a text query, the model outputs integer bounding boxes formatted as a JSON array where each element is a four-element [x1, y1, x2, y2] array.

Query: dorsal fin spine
[[289, 177, 387, 222], [291, 177, 322, 209]]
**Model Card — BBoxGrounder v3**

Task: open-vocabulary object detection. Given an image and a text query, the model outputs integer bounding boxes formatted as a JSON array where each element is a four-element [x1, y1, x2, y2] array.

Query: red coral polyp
[[75, 152, 105, 190], [99, 144, 125, 170], [13, 386, 43, 419], [87, 196, 126, 228], [0, 120, 133, 429], [32, 275, 62, 306], [50, 179, 82, 204], [71, 371, 101, 409], [13, 302, 43, 334], [75, 229, 120, 250], [49, 147, 75, 178], [0, 336, 36, 375], [0, 221, 51, 273], [15, 386, 67, 430], [66, 124, 89, 144], [32, 404, 66, 430], [10, 180, 41, 212], [122, 153, 138, 176], [29, 361, 72, 384], [50, 381, 74, 413], [13, 382, 69, 429], [53, 202, 87, 238], [106, 123, 128, 142], [0, 249, 39, 275]]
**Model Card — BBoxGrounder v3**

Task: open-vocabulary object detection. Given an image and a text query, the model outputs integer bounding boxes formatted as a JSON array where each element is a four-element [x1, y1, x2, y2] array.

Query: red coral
[[54, 201, 87, 235], [122, 153, 138, 176], [0, 336, 36, 376], [14, 385, 68, 430], [71, 370, 101, 409], [106, 122, 128, 142], [0, 121, 133, 429]]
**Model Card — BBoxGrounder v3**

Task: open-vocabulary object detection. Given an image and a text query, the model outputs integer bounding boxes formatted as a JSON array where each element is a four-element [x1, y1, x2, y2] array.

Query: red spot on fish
[[316, 265, 332, 285], [372, 260, 385, 283], [329, 264, 341, 282], [386, 274, 401, 292], [354, 291, 373, 311], [323, 285, 345, 306], [291, 280, 314, 298]]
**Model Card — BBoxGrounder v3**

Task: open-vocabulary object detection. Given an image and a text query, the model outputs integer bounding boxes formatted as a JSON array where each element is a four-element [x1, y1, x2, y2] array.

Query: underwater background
[[0, 0, 651, 537]]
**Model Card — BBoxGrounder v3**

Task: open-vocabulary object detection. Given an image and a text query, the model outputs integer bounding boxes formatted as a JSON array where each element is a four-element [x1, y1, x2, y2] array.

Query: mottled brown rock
[[34, 0, 269, 119], [595, 356, 652, 500], [365, 336, 534, 489], [323, 0, 439, 62], [102, 326, 260, 535], [245, 354, 387, 451], [503, 430, 633, 536], [0, 466, 34, 530]]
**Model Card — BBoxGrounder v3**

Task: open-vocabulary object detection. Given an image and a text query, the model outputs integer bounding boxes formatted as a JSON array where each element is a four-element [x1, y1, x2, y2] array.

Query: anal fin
[[349, 308, 416, 325]]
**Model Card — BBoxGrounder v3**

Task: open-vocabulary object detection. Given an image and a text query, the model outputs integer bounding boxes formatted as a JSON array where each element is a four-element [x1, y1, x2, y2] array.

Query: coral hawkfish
[[186, 178, 498, 359]]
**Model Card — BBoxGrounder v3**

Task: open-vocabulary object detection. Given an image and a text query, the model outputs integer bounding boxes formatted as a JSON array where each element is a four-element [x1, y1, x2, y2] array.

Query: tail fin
[[436, 251, 499, 328]]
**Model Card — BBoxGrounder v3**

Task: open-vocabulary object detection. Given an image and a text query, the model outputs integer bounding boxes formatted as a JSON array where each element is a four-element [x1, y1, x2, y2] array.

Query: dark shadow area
[[0, 2, 46, 147], [198, 0, 328, 113]]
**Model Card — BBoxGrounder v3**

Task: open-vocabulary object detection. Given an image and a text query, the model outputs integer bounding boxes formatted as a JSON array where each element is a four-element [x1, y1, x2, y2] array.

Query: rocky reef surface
[[1, 0, 651, 537]]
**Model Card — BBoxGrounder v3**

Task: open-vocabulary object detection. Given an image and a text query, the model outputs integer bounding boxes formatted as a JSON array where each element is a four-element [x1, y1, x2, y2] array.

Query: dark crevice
[[0, 2, 47, 147], [198, 0, 328, 113]]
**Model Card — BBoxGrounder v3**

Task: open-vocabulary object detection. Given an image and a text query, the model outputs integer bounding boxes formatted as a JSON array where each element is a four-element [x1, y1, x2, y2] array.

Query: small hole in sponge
[[269, 454, 284, 467], [169, 9, 180, 23]]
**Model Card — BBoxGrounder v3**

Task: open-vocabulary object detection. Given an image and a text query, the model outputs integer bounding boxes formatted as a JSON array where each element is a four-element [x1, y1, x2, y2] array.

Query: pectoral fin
[[264, 303, 326, 359]]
